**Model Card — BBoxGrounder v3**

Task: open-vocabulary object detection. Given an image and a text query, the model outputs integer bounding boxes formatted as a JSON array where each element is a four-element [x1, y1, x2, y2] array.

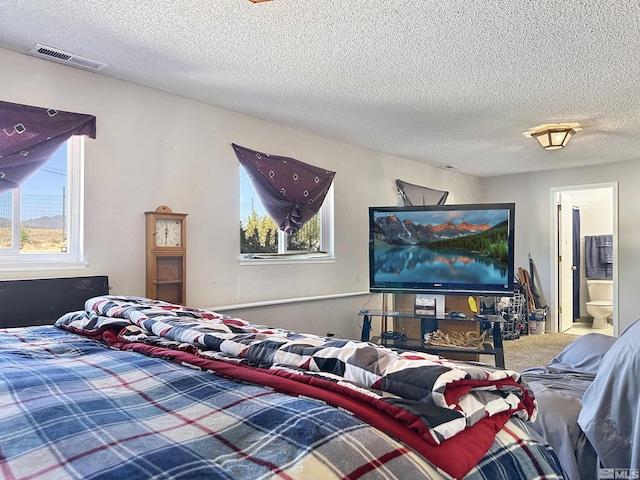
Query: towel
[[595, 234, 613, 264], [585, 235, 613, 278]]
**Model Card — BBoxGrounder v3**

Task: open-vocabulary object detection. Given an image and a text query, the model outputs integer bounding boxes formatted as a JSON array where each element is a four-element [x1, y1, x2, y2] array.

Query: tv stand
[[358, 309, 505, 369]]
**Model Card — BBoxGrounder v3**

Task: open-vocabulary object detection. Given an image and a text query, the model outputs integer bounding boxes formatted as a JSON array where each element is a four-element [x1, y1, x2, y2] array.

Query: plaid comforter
[[0, 296, 565, 479]]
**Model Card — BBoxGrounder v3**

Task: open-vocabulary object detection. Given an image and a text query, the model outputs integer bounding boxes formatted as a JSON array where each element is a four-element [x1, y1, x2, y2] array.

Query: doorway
[[551, 183, 618, 336]]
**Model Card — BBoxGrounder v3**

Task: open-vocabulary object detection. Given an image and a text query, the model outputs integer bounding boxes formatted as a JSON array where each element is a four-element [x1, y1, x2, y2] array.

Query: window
[[239, 167, 333, 259], [0, 136, 84, 269]]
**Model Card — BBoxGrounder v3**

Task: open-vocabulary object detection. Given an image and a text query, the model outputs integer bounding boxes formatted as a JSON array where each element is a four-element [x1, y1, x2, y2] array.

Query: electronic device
[[380, 331, 407, 340], [368, 203, 515, 296], [414, 295, 437, 317]]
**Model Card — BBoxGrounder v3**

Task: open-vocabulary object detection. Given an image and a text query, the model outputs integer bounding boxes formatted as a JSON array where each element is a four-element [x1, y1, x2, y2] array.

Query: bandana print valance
[[233, 143, 335, 235], [0, 100, 96, 194]]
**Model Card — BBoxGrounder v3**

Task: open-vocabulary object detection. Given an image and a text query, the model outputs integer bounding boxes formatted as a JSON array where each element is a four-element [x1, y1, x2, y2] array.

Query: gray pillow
[[578, 318, 640, 470], [548, 333, 617, 375]]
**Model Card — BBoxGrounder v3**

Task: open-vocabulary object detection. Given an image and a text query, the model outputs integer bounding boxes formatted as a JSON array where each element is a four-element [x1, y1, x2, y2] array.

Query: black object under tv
[[369, 203, 515, 296]]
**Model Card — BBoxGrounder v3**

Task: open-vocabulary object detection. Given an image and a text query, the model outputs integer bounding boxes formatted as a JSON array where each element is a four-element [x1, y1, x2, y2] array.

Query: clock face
[[155, 219, 182, 247]]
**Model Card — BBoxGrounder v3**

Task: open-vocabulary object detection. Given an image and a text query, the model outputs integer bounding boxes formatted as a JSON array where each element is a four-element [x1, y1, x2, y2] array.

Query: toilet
[[586, 280, 613, 329]]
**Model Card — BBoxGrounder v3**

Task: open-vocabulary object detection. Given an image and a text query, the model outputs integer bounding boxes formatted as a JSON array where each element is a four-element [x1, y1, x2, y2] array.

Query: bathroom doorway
[[551, 183, 618, 336]]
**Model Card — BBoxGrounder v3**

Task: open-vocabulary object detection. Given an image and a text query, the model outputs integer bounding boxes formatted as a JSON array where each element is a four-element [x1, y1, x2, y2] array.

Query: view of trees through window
[[239, 168, 321, 254], [239, 210, 320, 254]]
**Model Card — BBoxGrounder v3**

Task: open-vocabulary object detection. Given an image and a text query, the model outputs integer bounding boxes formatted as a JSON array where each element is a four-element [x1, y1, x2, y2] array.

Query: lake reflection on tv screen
[[373, 246, 507, 285]]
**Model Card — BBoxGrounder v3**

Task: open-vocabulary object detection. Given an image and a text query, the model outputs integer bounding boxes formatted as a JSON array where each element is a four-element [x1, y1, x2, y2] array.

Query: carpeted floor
[[502, 332, 579, 372]]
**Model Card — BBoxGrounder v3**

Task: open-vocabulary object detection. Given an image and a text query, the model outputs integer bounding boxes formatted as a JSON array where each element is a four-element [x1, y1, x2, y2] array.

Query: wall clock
[[155, 218, 182, 248], [145, 205, 187, 305]]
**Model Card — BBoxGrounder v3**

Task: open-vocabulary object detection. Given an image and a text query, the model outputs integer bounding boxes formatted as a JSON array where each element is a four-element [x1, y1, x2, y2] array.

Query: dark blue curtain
[[573, 208, 581, 320]]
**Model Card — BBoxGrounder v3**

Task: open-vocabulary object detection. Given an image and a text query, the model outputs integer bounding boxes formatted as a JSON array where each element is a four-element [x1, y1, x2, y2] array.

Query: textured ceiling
[[2, 0, 640, 177]]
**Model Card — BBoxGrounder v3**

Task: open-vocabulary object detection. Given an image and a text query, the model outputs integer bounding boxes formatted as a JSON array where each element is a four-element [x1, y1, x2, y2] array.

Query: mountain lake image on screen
[[368, 203, 515, 295]]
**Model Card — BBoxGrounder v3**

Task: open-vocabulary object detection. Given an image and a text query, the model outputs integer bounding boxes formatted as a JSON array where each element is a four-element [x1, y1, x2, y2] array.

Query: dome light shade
[[523, 123, 581, 151]]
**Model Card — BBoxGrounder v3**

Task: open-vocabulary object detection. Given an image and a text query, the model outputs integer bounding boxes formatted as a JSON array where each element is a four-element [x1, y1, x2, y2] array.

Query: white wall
[[481, 160, 640, 333], [0, 47, 481, 338]]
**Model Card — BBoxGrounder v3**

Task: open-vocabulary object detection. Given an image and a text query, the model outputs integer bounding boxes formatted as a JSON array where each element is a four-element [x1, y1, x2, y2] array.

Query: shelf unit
[[359, 309, 505, 369], [150, 253, 185, 305]]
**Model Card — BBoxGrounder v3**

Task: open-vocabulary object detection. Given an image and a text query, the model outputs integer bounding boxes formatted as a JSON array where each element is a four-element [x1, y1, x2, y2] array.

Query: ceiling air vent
[[30, 44, 107, 71]]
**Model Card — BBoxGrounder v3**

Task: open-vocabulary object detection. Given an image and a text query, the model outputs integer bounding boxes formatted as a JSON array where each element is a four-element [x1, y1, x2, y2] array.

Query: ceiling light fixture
[[523, 123, 582, 151]]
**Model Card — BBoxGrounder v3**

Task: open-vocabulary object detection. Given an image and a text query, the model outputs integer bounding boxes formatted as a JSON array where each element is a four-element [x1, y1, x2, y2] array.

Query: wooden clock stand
[[144, 205, 187, 305]]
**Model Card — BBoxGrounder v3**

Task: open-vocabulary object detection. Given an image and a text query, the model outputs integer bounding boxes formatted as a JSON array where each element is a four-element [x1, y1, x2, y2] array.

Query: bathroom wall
[[570, 189, 614, 319]]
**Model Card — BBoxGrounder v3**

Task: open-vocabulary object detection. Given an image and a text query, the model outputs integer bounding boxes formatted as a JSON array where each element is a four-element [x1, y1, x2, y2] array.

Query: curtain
[[396, 179, 448, 206], [0, 101, 96, 195], [232, 143, 335, 235]]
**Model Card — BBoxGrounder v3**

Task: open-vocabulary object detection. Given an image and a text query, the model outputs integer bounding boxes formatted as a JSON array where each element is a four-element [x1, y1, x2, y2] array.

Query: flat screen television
[[369, 203, 515, 296]]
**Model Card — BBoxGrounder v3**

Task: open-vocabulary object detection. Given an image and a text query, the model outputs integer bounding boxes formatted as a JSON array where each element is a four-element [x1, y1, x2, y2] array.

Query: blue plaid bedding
[[0, 298, 566, 479]]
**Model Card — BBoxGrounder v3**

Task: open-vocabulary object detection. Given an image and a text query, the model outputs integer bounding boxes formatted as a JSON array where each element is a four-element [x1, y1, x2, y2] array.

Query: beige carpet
[[502, 332, 579, 372]]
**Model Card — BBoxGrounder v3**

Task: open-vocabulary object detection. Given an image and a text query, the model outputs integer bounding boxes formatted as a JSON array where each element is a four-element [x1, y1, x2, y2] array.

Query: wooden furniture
[[145, 205, 187, 305], [0, 276, 109, 328]]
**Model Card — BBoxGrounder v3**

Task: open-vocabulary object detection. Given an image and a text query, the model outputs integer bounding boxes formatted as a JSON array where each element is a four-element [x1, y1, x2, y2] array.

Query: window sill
[[0, 260, 89, 272], [240, 252, 335, 265]]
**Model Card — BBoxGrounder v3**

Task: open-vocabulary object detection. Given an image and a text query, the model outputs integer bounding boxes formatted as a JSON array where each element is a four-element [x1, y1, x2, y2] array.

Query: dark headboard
[[0, 276, 109, 328]]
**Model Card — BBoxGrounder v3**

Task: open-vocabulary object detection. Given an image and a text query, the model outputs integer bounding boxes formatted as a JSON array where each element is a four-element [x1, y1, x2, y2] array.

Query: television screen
[[369, 203, 515, 296]]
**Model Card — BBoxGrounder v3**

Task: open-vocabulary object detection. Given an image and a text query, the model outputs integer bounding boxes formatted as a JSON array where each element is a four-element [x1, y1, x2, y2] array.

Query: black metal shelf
[[359, 310, 505, 369]]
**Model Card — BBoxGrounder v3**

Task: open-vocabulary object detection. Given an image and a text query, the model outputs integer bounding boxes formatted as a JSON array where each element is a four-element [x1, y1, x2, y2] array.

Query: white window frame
[[240, 183, 335, 264], [0, 136, 86, 271]]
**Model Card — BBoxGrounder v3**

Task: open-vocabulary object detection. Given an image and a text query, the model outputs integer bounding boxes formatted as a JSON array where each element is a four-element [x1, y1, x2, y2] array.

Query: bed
[[0, 280, 566, 479], [521, 320, 640, 480]]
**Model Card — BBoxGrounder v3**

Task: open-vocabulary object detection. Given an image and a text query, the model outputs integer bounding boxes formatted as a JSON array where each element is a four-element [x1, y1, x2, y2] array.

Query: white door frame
[[558, 192, 574, 332], [550, 182, 619, 335]]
